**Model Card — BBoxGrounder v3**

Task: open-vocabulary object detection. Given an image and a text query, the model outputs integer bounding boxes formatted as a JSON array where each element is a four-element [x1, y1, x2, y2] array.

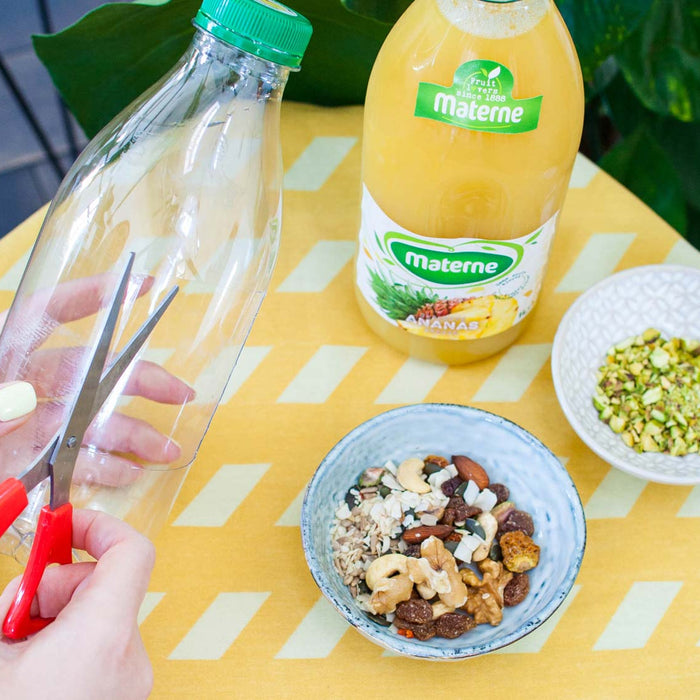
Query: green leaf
[[340, 0, 411, 24], [555, 0, 654, 80], [616, 0, 700, 122], [282, 0, 389, 105], [599, 125, 688, 233], [686, 204, 700, 250], [603, 72, 700, 211], [33, 0, 390, 138], [33, 0, 198, 138]]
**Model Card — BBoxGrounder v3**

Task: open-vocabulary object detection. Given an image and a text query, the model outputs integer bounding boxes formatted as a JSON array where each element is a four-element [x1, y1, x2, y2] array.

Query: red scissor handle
[[0, 478, 29, 535], [2, 502, 73, 639]]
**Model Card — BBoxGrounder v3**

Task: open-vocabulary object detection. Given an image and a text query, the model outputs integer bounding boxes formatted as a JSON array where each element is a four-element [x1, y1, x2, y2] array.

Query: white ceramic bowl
[[301, 403, 585, 660], [552, 264, 700, 484]]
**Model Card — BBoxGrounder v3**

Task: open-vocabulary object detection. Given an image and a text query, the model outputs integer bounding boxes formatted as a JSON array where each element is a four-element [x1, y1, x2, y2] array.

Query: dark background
[[0, 0, 119, 237]]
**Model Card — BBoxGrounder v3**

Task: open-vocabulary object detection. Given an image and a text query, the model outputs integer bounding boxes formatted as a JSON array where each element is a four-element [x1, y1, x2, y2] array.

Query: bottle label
[[415, 60, 542, 134], [356, 186, 557, 341]]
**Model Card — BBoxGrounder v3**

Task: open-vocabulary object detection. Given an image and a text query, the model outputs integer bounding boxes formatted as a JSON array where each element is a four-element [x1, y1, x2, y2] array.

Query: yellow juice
[[355, 0, 584, 364]]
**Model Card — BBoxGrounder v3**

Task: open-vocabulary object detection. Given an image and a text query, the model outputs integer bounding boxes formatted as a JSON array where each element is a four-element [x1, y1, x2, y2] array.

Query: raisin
[[404, 544, 422, 558], [395, 598, 433, 624], [500, 510, 534, 537], [442, 495, 480, 525], [442, 508, 456, 526], [395, 618, 437, 641], [441, 476, 463, 497], [435, 612, 476, 639], [488, 483, 509, 505], [504, 572, 530, 606]]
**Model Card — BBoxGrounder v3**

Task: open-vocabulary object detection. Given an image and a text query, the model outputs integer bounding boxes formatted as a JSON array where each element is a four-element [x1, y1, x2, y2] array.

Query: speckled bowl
[[300, 403, 586, 660], [552, 264, 700, 484]]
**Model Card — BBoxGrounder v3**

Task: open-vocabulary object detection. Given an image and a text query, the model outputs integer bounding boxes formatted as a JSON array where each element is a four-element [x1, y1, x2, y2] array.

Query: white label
[[356, 186, 557, 341]]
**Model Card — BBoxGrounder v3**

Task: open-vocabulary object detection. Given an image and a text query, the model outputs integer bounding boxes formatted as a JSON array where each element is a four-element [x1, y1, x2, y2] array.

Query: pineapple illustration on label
[[357, 187, 556, 341]]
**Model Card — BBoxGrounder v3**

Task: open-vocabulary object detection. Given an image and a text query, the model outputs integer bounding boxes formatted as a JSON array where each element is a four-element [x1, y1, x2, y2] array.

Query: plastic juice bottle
[[0, 0, 311, 560], [355, 0, 584, 364]]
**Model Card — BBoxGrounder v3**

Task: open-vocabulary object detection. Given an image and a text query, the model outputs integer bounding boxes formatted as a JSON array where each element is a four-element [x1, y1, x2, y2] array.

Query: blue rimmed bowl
[[300, 403, 586, 660]]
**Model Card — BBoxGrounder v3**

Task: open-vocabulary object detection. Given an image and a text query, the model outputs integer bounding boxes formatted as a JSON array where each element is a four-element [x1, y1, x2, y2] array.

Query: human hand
[[0, 273, 194, 487], [0, 509, 154, 700]]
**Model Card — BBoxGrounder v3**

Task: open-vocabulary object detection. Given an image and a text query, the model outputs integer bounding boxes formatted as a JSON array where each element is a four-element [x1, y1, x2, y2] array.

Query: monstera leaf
[[340, 0, 411, 24], [600, 125, 687, 234], [616, 0, 700, 122], [555, 0, 653, 79], [33, 0, 391, 138]]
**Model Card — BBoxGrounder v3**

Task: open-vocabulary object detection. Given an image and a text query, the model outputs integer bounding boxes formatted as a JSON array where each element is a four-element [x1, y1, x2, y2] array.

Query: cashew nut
[[396, 458, 431, 494], [365, 553, 413, 615], [365, 553, 408, 590], [431, 601, 455, 620], [472, 512, 498, 562], [368, 574, 413, 615], [408, 536, 468, 609]]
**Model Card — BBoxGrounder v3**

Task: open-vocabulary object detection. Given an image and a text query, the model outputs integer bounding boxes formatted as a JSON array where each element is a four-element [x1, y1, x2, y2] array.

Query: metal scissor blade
[[48, 253, 137, 506], [91, 283, 179, 420]]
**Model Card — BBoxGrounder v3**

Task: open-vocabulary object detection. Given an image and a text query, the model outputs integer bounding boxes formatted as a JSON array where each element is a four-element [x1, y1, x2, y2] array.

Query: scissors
[[0, 253, 178, 639]]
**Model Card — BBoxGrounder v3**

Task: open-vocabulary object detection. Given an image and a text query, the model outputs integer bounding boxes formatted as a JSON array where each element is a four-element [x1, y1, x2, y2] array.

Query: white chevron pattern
[[593, 582, 682, 650], [275, 488, 305, 527], [0, 252, 29, 291], [138, 592, 165, 626], [375, 358, 447, 404], [585, 469, 648, 519], [283, 137, 357, 191], [172, 463, 270, 527], [677, 485, 700, 517], [277, 345, 367, 403], [569, 153, 600, 189], [277, 240, 356, 293], [556, 233, 636, 293], [472, 344, 552, 402], [275, 596, 349, 659], [664, 239, 700, 269], [168, 592, 270, 660], [221, 345, 272, 402], [494, 585, 581, 654]]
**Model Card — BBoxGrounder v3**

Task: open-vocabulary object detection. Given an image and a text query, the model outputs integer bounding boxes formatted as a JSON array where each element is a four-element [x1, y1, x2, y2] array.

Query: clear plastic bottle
[[0, 0, 311, 560], [355, 0, 583, 364]]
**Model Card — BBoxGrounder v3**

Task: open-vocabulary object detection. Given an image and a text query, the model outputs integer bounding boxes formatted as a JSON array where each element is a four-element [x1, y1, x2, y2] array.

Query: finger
[[54, 510, 155, 626], [87, 413, 181, 464], [0, 382, 37, 438], [34, 562, 96, 619], [0, 564, 95, 630], [45, 273, 154, 325], [122, 360, 195, 405], [72, 449, 144, 488], [23, 348, 194, 405], [0, 575, 23, 622]]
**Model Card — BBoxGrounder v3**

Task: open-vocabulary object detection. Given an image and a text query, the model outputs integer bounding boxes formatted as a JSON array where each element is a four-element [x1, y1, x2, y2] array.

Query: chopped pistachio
[[593, 329, 700, 456], [650, 348, 670, 369]]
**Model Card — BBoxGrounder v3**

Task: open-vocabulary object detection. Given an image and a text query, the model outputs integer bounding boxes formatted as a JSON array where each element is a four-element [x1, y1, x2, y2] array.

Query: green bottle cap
[[194, 0, 312, 69]]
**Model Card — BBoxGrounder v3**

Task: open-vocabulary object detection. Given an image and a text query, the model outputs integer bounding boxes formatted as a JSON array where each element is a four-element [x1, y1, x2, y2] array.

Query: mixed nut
[[330, 453, 540, 641], [594, 328, 700, 455]]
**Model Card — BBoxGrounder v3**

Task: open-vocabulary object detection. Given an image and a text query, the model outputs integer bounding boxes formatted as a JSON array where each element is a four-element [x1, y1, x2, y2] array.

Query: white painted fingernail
[[0, 382, 37, 422]]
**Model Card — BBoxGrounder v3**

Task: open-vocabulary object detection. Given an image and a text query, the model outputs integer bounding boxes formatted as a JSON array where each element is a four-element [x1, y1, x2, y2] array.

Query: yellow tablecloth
[[2, 103, 700, 697]]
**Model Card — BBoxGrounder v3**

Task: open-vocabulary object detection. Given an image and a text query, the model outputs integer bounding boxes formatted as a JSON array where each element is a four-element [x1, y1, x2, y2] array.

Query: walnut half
[[461, 559, 513, 626]]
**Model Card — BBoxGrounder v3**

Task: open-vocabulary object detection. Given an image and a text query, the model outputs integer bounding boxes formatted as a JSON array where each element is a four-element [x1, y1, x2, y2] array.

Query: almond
[[451, 455, 489, 489], [401, 525, 454, 544]]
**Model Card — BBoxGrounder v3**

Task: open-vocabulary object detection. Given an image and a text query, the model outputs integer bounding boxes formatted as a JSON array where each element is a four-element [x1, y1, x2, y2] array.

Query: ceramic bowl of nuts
[[552, 264, 700, 484], [300, 403, 586, 660]]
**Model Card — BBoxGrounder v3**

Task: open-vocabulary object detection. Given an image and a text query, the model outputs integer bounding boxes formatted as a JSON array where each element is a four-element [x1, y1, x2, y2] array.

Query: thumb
[[0, 382, 37, 438]]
